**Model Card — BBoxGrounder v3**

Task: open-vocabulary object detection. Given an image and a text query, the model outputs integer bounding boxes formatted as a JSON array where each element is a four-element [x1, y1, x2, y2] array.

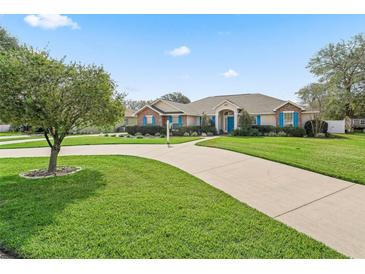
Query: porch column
[[234, 110, 238, 129], [215, 111, 219, 132]]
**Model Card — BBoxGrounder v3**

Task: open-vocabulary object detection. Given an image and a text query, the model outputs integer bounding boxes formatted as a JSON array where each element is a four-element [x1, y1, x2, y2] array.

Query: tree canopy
[[307, 34, 365, 118], [0, 27, 19, 51], [0, 46, 124, 172], [160, 91, 191, 104]]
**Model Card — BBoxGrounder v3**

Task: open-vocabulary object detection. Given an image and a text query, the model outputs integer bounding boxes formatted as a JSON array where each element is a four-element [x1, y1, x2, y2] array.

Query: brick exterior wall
[[275, 103, 303, 127], [137, 109, 188, 127], [136, 107, 162, 126]]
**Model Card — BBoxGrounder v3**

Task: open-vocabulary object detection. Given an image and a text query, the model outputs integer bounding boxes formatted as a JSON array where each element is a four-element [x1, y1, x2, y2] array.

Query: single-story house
[[123, 108, 137, 126], [133, 93, 318, 133]]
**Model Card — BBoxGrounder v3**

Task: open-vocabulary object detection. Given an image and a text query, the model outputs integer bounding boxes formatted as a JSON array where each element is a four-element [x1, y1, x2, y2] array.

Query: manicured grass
[[0, 136, 200, 149], [197, 133, 365, 185], [0, 136, 40, 142], [0, 132, 24, 136], [0, 156, 344, 258]]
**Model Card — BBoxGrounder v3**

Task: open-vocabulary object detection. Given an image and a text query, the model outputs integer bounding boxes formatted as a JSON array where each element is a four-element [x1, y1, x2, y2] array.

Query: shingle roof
[[124, 108, 136, 117], [182, 93, 287, 115]]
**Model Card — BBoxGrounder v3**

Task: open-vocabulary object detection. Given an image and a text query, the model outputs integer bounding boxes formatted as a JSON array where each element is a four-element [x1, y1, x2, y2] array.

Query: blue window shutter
[[256, 115, 261, 126], [178, 115, 182, 127], [279, 112, 284, 127], [143, 116, 147, 125], [168, 115, 172, 123], [293, 112, 298, 128], [152, 116, 155, 125], [211, 116, 216, 126], [199, 117, 202, 125]]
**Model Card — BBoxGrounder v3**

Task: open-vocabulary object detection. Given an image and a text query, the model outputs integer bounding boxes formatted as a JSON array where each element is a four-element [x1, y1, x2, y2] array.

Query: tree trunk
[[48, 145, 60, 174]]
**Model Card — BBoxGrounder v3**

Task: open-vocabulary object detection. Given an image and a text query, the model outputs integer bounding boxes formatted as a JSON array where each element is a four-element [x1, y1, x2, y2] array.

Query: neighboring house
[[133, 93, 318, 133], [123, 108, 137, 126]]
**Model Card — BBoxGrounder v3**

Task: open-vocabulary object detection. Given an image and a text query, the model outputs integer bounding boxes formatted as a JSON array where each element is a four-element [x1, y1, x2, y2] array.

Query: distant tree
[[297, 83, 328, 135], [0, 27, 19, 51], [308, 34, 365, 118], [160, 91, 191, 104], [0, 46, 124, 173], [238, 109, 252, 129], [125, 99, 153, 110]]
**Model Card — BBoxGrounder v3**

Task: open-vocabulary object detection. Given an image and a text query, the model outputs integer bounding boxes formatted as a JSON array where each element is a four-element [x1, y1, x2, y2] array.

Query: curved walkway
[[0, 138, 364, 258]]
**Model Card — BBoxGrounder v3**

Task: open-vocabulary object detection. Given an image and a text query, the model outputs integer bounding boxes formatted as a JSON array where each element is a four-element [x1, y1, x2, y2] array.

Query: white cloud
[[222, 69, 239, 78], [167, 46, 191, 57], [24, 14, 80, 30]]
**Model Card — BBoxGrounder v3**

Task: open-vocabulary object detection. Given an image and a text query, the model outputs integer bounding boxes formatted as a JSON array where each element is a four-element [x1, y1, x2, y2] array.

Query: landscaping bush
[[154, 132, 160, 137], [191, 131, 198, 136], [232, 128, 256, 136], [207, 132, 214, 136], [282, 126, 306, 137], [172, 125, 217, 136], [202, 132, 207, 137], [252, 125, 276, 134], [304, 120, 328, 137], [183, 132, 190, 137], [268, 131, 277, 137], [126, 125, 166, 136], [277, 131, 287, 137]]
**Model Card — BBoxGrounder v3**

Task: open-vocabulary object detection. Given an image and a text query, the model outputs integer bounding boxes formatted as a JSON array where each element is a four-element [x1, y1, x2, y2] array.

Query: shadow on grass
[[0, 169, 106, 258]]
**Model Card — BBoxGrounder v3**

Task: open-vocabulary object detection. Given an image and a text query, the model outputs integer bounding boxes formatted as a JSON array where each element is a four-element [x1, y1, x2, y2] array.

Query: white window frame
[[283, 111, 294, 126], [146, 115, 153, 125]]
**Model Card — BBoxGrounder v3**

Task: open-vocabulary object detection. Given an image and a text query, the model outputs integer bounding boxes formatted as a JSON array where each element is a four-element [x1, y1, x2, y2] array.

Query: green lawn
[[0, 156, 344, 258], [0, 136, 200, 149], [0, 132, 24, 136], [0, 136, 40, 142], [197, 133, 365, 185]]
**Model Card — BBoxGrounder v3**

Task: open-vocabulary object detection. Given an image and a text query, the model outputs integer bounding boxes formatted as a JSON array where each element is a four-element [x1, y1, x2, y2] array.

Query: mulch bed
[[20, 166, 81, 179]]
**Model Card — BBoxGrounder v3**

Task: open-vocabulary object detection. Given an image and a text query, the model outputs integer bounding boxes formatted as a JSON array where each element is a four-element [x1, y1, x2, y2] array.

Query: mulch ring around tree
[[19, 166, 82, 179]]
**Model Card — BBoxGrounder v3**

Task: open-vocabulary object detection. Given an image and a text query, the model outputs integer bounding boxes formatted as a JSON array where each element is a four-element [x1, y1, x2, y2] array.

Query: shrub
[[268, 131, 277, 137], [172, 126, 217, 136], [252, 125, 276, 134], [249, 128, 260, 136], [191, 131, 198, 136], [110, 134, 116, 137], [277, 131, 287, 137], [232, 128, 250, 136], [136, 135, 143, 139], [202, 132, 207, 137], [183, 132, 190, 137], [282, 126, 306, 137], [126, 125, 166, 136], [304, 120, 328, 137], [207, 132, 214, 136], [104, 134, 109, 137], [145, 133, 151, 137], [154, 132, 160, 137], [135, 132, 142, 136]]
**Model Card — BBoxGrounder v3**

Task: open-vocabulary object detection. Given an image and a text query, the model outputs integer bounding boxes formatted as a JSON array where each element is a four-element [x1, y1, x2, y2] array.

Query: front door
[[227, 116, 234, 133]]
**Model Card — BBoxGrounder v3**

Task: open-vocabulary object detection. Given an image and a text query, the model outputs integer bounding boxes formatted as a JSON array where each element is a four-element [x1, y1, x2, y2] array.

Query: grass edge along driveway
[[197, 134, 365, 186], [0, 155, 345, 258], [0, 136, 201, 149]]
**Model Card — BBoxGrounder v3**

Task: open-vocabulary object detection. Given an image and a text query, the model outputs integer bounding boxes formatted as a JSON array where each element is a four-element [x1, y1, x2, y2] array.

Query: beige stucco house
[[133, 93, 318, 133]]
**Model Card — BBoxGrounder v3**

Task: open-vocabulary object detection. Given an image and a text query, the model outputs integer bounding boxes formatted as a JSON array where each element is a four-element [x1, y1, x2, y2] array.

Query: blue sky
[[1, 15, 365, 101]]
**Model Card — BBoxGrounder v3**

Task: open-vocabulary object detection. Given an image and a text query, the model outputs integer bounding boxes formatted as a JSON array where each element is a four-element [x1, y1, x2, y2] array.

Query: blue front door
[[227, 116, 234, 133]]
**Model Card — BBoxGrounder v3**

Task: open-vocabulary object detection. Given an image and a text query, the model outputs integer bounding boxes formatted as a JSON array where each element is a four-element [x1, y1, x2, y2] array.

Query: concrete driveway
[[0, 138, 364, 258]]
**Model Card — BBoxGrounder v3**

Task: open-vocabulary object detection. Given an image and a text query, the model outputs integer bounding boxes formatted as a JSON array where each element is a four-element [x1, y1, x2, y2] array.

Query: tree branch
[[44, 130, 53, 148]]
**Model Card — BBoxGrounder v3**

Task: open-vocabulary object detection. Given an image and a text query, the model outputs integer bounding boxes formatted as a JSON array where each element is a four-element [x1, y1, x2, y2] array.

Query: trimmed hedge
[[126, 125, 166, 135], [304, 120, 328, 137], [125, 125, 217, 136], [233, 125, 305, 137], [172, 126, 217, 136]]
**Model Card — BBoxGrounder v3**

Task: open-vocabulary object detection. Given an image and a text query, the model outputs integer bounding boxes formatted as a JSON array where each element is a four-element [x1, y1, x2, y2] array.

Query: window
[[146, 115, 153, 125], [284, 112, 294, 126], [360, 119, 365, 125]]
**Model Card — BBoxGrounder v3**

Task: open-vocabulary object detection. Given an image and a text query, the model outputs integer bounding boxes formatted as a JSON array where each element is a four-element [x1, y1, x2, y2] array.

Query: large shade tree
[[160, 91, 191, 104], [0, 46, 124, 173], [307, 34, 365, 118]]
